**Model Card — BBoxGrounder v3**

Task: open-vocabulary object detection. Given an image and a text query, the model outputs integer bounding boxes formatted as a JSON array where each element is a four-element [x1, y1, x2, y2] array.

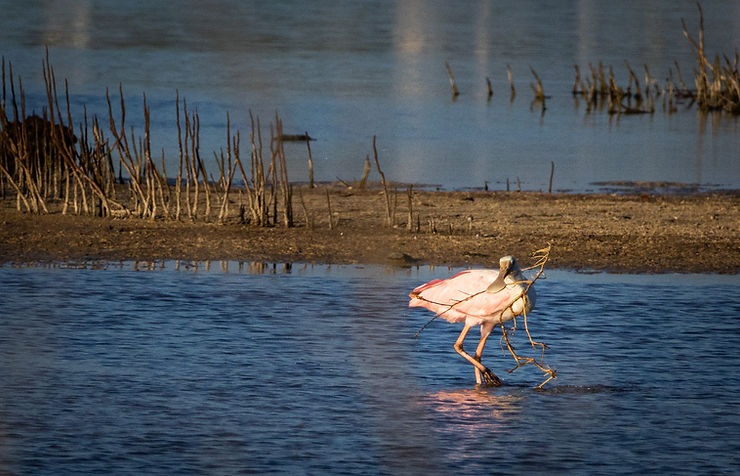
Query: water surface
[[1, 1, 739, 191], [1, 263, 739, 474]]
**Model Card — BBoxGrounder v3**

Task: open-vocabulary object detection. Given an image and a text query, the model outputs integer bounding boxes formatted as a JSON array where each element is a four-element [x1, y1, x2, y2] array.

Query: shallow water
[[0, 263, 738, 474], [2, 1, 739, 191]]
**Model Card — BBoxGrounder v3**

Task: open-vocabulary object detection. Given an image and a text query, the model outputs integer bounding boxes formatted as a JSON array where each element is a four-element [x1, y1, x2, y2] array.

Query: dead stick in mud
[[673, 60, 689, 94], [359, 155, 371, 190], [643, 64, 654, 99], [406, 185, 413, 231], [624, 61, 642, 100], [298, 188, 312, 229], [268, 125, 278, 225], [529, 66, 545, 101], [549, 161, 554, 193], [0, 161, 31, 211], [247, 111, 268, 226], [175, 90, 183, 220], [372, 136, 393, 227], [597, 62, 608, 96], [180, 97, 192, 219], [445, 61, 460, 97], [217, 113, 238, 223], [506, 64, 516, 100], [277, 115, 293, 227], [158, 148, 170, 218], [50, 82, 118, 217], [194, 111, 207, 219], [392, 187, 399, 226], [62, 168, 70, 214], [572, 64, 582, 95], [305, 131, 314, 189], [325, 187, 334, 230]]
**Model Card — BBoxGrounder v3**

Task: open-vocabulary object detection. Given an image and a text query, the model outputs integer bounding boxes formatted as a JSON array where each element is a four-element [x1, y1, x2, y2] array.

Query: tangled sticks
[[498, 245, 556, 388]]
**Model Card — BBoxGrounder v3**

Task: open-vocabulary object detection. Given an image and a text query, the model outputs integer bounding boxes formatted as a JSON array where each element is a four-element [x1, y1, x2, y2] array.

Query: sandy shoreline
[[1, 187, 738, 273]]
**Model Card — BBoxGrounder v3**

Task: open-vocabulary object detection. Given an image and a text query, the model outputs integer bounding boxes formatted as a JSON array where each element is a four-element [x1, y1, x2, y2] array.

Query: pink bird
[[409, 256, 535, 385]]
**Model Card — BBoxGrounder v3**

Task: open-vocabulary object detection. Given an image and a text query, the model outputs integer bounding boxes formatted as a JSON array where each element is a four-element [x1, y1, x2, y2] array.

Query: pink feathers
[[409, 256, 535, 328], [408, 254, 551, 386]]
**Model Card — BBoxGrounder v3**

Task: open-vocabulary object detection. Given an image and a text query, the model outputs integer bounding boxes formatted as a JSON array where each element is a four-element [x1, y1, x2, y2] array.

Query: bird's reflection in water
[[421, 388, 523, 434]]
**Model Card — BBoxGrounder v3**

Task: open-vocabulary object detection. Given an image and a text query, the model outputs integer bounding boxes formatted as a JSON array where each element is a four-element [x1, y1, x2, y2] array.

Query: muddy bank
[[1, 188, 738, 273]]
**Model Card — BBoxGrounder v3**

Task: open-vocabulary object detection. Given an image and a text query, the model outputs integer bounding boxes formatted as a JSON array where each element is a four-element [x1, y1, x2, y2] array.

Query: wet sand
[[1, 187, 738, 273]]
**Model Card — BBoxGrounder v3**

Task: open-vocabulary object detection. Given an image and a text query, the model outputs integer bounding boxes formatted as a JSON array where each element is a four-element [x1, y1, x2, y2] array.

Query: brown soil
[[1, 186, 738, 273]]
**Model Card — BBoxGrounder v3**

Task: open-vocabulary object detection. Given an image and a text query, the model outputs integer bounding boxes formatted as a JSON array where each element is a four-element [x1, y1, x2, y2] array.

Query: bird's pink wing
[[409, 270, 513, 322]]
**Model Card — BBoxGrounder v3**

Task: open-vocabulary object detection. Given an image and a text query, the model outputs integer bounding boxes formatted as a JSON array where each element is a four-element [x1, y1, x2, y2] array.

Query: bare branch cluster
[[681, 3, 740, 113], [571, 5, 739, 116], [499, 245, 556, 388], [0, 51, 294, 227]]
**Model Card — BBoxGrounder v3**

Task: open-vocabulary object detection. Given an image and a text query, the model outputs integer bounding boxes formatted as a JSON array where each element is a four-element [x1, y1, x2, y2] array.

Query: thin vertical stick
[[62, 168, 70, 214], [359, 155, 371, 189], [182, 98, 192, 219], [445, 61, 460, 97], [548, 161, 554, 193], [572, 64, 582, 95], [625, 61, 642, 100], [372, 136, 392, 227], [190, 107, 200, 219], [175, 90, 183, 220], [305, 131, 314, 189], [298, 188, 312, 229], [506, 64, 516, 100], [325, 187, 334, 229], [158, 148, 170, 218], [529, 66, 545, 102], [406, 185, 413, 231], [194, 112, 210, 221]]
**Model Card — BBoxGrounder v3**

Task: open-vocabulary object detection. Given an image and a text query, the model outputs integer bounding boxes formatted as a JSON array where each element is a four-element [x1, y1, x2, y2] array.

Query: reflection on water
[[423, 388, 523, 431], [1, 0, 738, 191], [0, 264, 738, 474]]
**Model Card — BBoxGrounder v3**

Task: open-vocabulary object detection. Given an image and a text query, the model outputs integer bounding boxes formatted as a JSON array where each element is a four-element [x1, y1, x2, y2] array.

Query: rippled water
[[2, 1, 739, 190], [1, 263, 738, 474]]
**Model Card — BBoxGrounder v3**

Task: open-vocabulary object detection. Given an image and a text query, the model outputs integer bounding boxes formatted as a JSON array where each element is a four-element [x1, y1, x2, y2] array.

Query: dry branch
[[444, 61, 460, 97], [359, 155, 371, 190], [506, 64, 516, 99], [305, 131, 314, 189], [371, 136, 393, 227]]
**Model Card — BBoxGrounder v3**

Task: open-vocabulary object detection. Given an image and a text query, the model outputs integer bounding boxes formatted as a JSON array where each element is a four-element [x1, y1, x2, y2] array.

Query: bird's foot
[[481, 368, 502, 386]]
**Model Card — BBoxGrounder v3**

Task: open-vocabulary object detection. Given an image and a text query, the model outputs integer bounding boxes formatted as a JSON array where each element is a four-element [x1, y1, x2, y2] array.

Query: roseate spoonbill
[[409, 256, 535, 385]]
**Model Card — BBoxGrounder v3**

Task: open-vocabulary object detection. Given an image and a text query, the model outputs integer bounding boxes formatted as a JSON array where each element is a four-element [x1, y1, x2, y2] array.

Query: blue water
[[1, 0, 739, 191], [1, 263, 739, 474]]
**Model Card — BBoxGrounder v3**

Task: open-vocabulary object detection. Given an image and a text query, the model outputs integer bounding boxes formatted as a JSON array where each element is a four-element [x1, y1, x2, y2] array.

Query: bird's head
[[486, 255, 519, 293]]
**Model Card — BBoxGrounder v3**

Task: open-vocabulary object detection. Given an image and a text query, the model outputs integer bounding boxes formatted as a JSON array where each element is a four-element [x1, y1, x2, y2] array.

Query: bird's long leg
[[474, 324, 502, 386], [454, 324, 500, 385]]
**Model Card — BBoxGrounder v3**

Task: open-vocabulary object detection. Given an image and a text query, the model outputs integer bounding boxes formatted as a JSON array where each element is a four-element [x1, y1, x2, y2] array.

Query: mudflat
[[1, 187, 738, 273]]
